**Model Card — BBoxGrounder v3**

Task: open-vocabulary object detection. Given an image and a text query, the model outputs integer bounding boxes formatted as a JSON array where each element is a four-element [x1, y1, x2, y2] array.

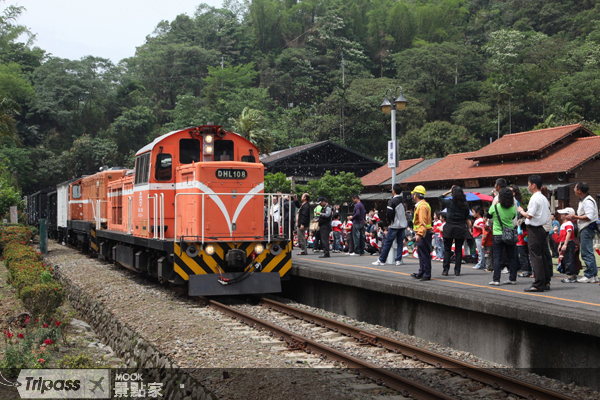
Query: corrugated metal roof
[[260, 141, 328, 164], [381, 158, 443, 186]]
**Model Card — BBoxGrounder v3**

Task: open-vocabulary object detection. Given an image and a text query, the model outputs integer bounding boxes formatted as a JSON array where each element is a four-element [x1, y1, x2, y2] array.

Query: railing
[[93, 200, 108, 230], [174, 192, 294, 245], [145, 193, 166, 240]]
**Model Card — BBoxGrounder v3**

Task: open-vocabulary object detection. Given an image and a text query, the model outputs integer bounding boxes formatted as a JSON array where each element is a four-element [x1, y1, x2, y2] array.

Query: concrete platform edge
[[291, 261, 600, 338]]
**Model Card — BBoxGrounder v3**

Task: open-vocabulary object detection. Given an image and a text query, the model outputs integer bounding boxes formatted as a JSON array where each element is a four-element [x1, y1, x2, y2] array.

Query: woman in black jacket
[[439, 186, 472, 276], [296, 193, 311, 255]]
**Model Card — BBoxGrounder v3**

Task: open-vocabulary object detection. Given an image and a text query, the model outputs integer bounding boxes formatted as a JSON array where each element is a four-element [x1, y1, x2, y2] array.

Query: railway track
[[120, 266, 575, 400], [252, 298, 577, 400], [210, 298, 455, 400]]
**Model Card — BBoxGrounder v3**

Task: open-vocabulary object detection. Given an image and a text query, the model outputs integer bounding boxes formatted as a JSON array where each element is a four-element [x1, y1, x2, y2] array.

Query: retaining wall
[[54, 268, 217, 400]]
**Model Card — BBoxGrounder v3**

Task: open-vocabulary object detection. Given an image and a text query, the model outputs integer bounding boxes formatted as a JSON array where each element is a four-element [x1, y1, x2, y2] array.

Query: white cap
[[557, 207, 575, 215]]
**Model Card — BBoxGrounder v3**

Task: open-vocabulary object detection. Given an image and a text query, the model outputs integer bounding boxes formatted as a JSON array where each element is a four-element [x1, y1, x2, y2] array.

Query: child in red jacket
[[554, 208, 577, 283], [482, 213, 493, 272]]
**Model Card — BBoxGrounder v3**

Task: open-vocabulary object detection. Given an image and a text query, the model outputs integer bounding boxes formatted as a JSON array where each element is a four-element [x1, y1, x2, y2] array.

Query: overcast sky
[[16, 0, 223, 64]]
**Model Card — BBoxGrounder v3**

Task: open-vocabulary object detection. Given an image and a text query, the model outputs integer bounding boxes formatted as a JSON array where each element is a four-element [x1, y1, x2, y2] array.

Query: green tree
[[397, 121, 479, 159], [0, 62, 34, 102], [203, 62, 258, 101], [0, 1, 32, 49], [0, 144, 34, 192], [394, 42, 481, 121], [61, 135, 119, 177], [451, 101, 494, 143], [30, 56, 119, 146], [228, 107, 273, 155], [0, 96, 19, 144], [264, 172, 291, 193], [295, 171, 363, 206], [0, 169, 22, 216], [105, 105, 157, 157]]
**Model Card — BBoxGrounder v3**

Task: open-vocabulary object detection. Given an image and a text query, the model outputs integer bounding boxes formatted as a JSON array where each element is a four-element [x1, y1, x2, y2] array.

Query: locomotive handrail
[[174, 191, 288, 246], [127, 197, 132, 234], [160, 193, 165, 240], [147, 194, 159, 240], [95, 200, 108, 230], [90, 199, 96, 228]]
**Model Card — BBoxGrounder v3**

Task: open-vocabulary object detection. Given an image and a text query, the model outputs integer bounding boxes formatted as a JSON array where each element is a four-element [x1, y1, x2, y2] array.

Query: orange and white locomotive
[[63, 125, 291, 295]]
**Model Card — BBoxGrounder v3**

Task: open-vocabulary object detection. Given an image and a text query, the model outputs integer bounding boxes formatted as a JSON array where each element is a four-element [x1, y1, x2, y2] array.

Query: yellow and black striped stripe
[[173, 241, 292, 281], [90, 228, 99, 252]]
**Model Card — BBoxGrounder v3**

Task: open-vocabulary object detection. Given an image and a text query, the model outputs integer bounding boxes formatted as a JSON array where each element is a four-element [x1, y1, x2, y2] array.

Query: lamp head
[[395, 89, 407, 111], [380, 95, 392, 114]]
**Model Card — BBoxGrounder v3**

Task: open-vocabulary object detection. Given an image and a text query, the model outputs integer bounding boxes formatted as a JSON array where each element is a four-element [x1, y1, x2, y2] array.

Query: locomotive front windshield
[[215, 140, 234, 161], [180, 139, 201, 164]]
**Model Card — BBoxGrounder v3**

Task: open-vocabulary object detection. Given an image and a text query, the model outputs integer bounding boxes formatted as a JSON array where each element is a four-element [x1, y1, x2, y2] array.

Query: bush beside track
[[1, 225, 65, 320], [0, 225, 67, 376]]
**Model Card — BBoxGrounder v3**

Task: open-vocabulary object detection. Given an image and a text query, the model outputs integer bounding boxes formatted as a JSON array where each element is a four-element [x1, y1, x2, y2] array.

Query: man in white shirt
[[517, 175, 551, 292], [271, 196, 281, 235], [566, 182, 599, 283]]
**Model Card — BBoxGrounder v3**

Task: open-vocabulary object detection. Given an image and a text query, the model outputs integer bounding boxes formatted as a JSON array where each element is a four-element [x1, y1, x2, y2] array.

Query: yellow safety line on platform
[[305, 259, 600, 308]]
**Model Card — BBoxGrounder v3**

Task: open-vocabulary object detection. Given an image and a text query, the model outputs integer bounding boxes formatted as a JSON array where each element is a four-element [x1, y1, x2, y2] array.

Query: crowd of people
[[267, 177, 599, 292]]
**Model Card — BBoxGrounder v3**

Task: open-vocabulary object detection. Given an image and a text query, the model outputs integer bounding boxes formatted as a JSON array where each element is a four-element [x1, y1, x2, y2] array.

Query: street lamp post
[[381, 87, 407, 188]]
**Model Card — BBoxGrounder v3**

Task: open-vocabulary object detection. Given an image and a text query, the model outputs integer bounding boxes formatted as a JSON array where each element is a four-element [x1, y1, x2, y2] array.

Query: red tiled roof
[[403, 136, 600, 184], [361, 158, 424, 186], [466, 124, 593, 161]]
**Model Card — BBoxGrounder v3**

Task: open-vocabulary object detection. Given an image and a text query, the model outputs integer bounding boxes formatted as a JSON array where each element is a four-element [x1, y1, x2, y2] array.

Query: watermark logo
[[17, 369, 110, 399], [113, 372, 163, 398]]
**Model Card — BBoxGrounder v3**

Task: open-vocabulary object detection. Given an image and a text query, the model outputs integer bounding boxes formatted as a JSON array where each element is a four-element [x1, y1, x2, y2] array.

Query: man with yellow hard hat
[[410, 185, 433, 281]]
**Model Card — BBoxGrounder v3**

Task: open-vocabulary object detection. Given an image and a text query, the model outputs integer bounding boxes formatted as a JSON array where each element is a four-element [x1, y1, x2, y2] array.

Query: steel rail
[[260, 298, 577, 400], [209, 299, 457, 400]]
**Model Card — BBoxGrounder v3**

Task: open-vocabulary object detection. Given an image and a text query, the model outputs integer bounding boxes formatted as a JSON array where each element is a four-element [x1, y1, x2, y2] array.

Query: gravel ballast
[[42, 241, 598, 400]]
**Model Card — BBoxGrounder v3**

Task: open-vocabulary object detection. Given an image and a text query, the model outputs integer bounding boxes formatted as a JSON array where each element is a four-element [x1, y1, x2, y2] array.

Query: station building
[[362, 124, 600, 214], [261, 140, 383, 189]]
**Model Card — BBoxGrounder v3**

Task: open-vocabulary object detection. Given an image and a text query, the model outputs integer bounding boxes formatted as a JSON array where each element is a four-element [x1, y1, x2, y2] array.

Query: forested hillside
[[1, 0, 600, 195]]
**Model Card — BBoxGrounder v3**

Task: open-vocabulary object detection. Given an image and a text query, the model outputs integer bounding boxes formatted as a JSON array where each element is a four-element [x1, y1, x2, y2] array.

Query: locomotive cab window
[[155, 153, 172, 181], [134, 153, 151, 185], [72, 185, 81, 199], [180, 139, 201, 164], [215, 140, 234, 161]]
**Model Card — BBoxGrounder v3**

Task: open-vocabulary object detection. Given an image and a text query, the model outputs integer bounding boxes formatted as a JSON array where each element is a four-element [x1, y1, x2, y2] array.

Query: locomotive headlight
[[204, 244, 216, 256], [270, 243, 282, 256], [204, 145, 214, 154], [204, 134, 214, 144], [254, 243, 265, 255]]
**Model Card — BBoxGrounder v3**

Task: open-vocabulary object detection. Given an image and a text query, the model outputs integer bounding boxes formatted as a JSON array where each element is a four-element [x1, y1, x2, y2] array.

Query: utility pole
[[341, 53, 347, 145]]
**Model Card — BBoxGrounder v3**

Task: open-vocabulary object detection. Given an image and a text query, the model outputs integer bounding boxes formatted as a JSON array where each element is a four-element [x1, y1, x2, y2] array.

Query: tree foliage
[[295, 171, 363, 205], [0, 0, 598, 194], [264, 172, 291, 194]]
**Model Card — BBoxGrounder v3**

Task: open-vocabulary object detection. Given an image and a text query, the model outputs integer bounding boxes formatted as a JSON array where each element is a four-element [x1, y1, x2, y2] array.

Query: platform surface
[[290, 251, 600, 337]]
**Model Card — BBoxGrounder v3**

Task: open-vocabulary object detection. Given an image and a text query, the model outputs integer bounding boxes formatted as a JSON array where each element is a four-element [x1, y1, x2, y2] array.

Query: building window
[[134, 153, 151, 185], [180, 139, 201, 164], [155, 153, 172, 181]]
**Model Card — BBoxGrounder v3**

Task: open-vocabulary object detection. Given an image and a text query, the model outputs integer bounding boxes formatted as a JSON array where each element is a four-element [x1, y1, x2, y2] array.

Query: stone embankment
[[43, 242, 373, 400], [48, 243, 216, 400]]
